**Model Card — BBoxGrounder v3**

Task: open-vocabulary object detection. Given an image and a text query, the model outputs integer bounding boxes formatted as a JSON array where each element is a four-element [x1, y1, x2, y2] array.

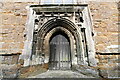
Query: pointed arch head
[[37, 18, 82, 65]]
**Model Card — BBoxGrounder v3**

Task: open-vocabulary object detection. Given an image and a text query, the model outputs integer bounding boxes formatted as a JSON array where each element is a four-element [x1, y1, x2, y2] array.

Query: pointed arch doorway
[[49, 32, 72, 70]]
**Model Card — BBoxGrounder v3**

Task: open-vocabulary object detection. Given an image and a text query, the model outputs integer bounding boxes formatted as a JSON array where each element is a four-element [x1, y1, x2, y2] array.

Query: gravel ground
[[29, 70, 94, 78]]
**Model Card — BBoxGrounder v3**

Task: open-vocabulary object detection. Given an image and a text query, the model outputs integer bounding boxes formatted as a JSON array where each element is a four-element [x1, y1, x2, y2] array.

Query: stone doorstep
[[29, 70, 94, 78], [72, 65, 100, 78]]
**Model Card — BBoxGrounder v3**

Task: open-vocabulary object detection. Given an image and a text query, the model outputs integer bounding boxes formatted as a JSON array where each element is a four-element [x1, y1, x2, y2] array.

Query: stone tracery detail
[[24, 4, 97, 68]]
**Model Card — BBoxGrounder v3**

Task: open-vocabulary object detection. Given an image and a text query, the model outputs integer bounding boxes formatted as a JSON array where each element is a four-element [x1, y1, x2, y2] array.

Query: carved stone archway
[[21, 4, 97, 68], [37, 18, 82, 68]]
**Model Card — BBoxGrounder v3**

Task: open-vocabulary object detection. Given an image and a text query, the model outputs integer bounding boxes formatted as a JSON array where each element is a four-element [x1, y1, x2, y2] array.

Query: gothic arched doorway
[[49, 32, 71, 70]]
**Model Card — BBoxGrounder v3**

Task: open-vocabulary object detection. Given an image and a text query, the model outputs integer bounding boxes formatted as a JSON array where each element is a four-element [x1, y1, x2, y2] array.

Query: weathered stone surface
[[29, 70, 95, 78], [0, 54, 20, 78], [99, 69, 108, 78], [89, 2, 119, 53], [2, 67, 19, 78], [0, 2, 40, 55], [72, 65, 100, 78], [0, 1, 119, 78], [19, 64, 47, 78], [0, 2, 118, 54]]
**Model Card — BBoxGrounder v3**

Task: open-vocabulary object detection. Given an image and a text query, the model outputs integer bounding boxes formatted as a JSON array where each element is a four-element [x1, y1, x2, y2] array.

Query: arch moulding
[[20, 4, 97, 67]]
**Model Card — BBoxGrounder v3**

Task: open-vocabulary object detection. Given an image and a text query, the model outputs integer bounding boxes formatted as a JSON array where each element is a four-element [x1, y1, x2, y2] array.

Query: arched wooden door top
[[49, 33, 71, 70]]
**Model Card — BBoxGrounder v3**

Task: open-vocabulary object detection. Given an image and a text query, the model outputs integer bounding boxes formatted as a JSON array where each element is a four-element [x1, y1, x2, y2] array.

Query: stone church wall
[[89, 2, 119, 78], [0, 1, 119, 78], [89, 2, 119, 53], [0, 2, 38, 78]]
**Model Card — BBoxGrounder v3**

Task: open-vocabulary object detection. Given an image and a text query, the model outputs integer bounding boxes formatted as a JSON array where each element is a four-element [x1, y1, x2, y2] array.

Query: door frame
[[21, 5, 97, 67], [49, 32, 72, 70]]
